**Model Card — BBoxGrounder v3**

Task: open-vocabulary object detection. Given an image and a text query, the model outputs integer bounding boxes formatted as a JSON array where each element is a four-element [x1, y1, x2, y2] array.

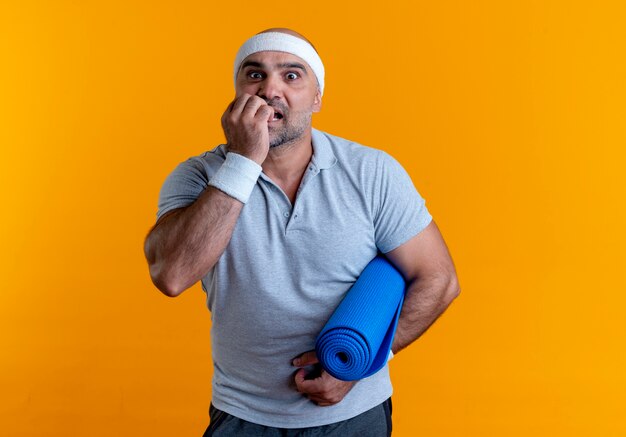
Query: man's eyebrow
[[240, 61, 308, 75], [277, 62, 308, 74], [240, 61, 264, 70]]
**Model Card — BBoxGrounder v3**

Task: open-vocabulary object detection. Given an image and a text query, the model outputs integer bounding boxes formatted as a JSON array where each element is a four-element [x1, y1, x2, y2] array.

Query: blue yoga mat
[[315, 256, 406, 381]]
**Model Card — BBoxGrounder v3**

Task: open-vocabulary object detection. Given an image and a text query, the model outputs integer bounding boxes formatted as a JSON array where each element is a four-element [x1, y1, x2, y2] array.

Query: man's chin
[[268, 132, 290, 148], [268, 125, 308, 148]]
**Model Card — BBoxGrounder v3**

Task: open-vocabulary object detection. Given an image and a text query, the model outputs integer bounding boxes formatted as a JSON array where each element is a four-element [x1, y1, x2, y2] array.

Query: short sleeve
[[156, 156, 211, 222], [373, 151, 433, 253]]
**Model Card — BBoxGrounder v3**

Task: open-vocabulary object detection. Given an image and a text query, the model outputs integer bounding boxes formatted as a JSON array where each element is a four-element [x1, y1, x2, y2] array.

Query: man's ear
[[312, 88, 322, 113]]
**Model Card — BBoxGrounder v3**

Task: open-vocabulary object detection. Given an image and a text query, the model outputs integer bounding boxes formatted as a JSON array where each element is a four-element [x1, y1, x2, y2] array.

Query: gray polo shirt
[[156, 128, 432, 428]]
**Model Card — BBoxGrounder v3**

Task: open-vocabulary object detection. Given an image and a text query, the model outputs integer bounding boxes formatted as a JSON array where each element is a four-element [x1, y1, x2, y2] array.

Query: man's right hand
[[221, 93, 275, 165]]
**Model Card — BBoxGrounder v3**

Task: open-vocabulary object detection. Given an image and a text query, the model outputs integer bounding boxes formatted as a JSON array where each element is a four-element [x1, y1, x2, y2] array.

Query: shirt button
[[293, 214, 298, 220], [284, 212, 290, 218]]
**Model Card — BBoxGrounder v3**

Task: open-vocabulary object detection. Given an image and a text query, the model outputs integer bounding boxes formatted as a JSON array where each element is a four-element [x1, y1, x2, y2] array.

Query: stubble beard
[[268, 110, 312, 149]]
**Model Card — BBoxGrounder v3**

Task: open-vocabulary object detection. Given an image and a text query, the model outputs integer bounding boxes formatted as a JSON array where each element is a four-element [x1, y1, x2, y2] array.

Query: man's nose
[[256, 74, 282, 101]]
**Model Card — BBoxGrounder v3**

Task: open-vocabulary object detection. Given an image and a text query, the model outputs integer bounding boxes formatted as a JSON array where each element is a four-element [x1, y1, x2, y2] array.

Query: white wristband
[[208, 152, 262, 204]]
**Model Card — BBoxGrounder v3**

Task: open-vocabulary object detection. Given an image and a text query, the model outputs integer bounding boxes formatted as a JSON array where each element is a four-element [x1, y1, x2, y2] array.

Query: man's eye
[[249, 72, 263, 79], [286, 72, 299, 80]]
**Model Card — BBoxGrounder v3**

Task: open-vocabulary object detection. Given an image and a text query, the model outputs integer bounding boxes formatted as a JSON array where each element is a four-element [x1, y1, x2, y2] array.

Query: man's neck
[[262, 129, 314, 183]]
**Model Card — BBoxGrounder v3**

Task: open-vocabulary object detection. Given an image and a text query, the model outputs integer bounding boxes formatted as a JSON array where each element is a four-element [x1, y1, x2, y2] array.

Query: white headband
[[233, 32, 325, 96]]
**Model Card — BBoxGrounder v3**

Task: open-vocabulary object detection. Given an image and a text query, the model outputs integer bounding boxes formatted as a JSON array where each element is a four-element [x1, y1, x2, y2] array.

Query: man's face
[[235, 51, 322, 148]]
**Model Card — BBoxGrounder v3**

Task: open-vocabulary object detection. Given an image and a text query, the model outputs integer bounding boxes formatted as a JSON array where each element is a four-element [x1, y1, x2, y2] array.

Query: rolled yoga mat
[[315, 255, 406, 381]]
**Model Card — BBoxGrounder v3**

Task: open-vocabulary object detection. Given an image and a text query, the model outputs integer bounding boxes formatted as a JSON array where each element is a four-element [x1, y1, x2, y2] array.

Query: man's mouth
[[270, 108, 284, 122]]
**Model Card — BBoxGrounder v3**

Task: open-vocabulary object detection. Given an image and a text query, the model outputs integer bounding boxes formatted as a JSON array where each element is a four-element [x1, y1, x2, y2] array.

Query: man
[[144, 28, 460, 436]]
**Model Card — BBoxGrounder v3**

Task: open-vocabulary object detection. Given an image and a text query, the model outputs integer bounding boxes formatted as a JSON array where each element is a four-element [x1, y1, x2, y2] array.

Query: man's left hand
[[292, 351, 357, 407]]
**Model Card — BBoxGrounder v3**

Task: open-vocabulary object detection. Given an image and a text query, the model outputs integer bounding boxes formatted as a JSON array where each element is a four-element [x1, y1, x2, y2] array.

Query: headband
[[233, 32, 325, 96]]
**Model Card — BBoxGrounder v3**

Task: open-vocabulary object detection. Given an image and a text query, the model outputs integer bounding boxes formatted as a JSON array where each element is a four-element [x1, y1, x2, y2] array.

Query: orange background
[[1, 1, 625, 436]]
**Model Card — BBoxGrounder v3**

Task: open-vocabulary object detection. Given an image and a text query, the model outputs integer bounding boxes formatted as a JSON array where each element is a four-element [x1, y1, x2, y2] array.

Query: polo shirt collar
[[311, 128, 337, 170]]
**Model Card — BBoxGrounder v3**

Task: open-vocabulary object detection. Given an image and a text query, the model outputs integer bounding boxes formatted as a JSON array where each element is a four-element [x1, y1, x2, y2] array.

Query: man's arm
[[144, 93, 275, 297], [144, 187, 244, 297], [385, 219, 460, 354]]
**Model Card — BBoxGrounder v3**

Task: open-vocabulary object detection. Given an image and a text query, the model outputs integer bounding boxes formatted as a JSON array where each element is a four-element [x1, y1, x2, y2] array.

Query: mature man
[[144, 28, 460, 436]]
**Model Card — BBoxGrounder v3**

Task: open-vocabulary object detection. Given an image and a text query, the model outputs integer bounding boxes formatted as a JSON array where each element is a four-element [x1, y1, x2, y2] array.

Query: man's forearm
[[144, 186, 244, 297], [391, 275, 460, 354]]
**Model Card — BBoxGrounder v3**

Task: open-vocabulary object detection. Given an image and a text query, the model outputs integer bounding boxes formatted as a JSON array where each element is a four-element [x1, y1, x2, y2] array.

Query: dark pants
[[203, 398, 392, 437]]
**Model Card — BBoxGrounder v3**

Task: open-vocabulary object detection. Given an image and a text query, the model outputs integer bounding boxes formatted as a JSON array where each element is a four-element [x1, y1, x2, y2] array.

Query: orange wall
[[1, 1, 625, 436]]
